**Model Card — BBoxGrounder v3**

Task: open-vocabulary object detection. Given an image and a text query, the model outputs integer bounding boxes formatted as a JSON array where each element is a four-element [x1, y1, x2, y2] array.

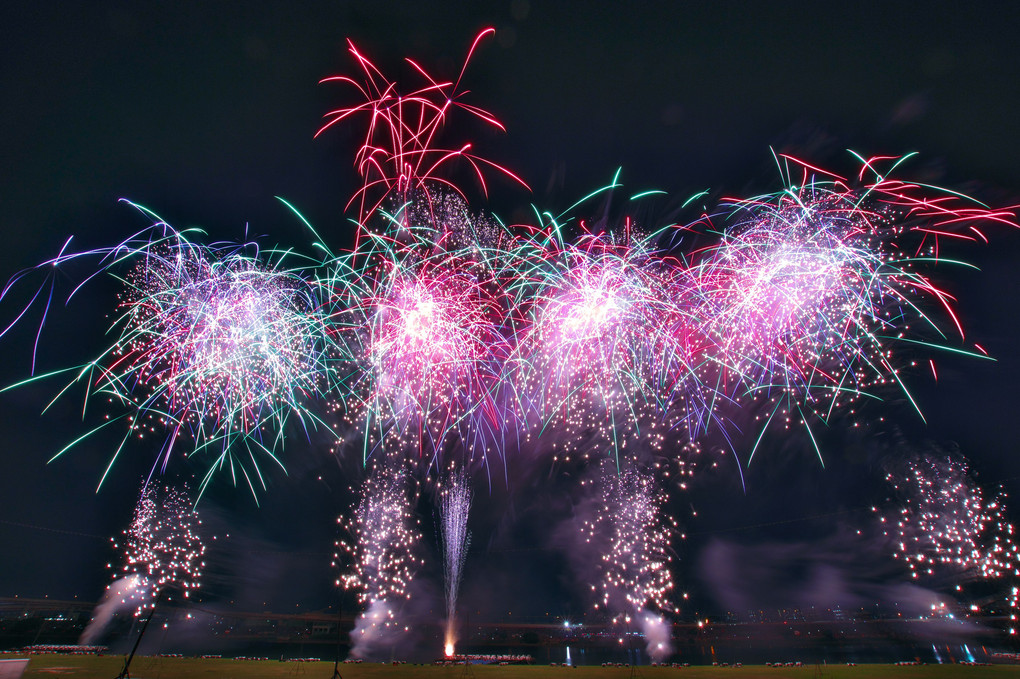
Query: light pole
[[115, 588, 168, 679]]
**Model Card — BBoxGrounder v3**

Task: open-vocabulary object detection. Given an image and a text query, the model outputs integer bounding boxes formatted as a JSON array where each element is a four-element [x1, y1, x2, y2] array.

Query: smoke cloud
[[79, 575, 146, 645], [349, 599, 412, 660], [696, 524, 986, 641], [639, 611, 673, 662]]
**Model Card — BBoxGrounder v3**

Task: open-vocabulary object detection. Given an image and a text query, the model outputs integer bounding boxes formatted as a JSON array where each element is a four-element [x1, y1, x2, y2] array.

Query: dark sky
[[2, 0, 1020, 629]]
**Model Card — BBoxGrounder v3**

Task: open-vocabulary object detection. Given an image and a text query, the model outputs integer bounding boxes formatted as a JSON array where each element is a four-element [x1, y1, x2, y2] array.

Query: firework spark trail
[[115, 229, 333, 477], [578, 460, 677, 661], [877, 454, 1019, 633], [439, 469, 472, 657], [519, 235, 658, 398], [504, 221, 713, 464], [335, 462, 424, 658]]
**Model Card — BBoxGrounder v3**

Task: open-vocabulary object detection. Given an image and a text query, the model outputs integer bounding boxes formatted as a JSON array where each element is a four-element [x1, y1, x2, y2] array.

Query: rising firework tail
[[335, 462, 424, 606], [100, 480, 206, 678], [580, 460, 676, 622]]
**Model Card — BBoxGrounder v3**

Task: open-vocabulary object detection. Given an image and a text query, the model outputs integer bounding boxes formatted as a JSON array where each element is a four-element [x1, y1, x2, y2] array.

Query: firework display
[[2, 211, 339, 497], [877, 454, 1019, 632], [108, 481, 206, 617], [335, 196, 512, 472], [2, 26, 1019, 658], [3, 30, 1014, 487]]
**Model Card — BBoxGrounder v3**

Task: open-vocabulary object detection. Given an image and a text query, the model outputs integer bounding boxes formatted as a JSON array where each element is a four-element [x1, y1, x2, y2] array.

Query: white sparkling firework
[[110, 481, 205, 617], [877, 454, 1019, 633], [335, 465, 424, 610], [582, 461, 677, 625]]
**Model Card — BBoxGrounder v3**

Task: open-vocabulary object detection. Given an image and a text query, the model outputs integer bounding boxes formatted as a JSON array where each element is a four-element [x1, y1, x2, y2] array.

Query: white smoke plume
[[639, 611, 673, 662], [79, 575, 146, 645], [348, 599, 412, 660]]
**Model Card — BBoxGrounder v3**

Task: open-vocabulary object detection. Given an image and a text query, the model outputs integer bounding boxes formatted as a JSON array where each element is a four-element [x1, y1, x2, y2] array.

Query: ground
[[8, 656, 1019, 679]]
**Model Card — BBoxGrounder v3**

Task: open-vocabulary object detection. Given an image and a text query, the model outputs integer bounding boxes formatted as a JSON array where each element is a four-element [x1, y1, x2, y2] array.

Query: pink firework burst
[[317, 28, 527, 230]]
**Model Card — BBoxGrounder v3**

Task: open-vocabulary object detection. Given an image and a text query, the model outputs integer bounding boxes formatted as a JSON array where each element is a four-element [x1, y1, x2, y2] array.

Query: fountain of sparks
[[438, 470, 472, 657]]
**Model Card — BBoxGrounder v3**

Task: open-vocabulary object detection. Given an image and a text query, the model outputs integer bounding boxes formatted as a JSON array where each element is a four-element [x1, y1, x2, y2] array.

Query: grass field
[[9, 656, 1019, 679]]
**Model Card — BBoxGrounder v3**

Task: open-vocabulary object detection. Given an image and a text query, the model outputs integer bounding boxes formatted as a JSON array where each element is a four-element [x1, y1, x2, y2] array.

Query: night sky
[[2, 0, 1020, 631]]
